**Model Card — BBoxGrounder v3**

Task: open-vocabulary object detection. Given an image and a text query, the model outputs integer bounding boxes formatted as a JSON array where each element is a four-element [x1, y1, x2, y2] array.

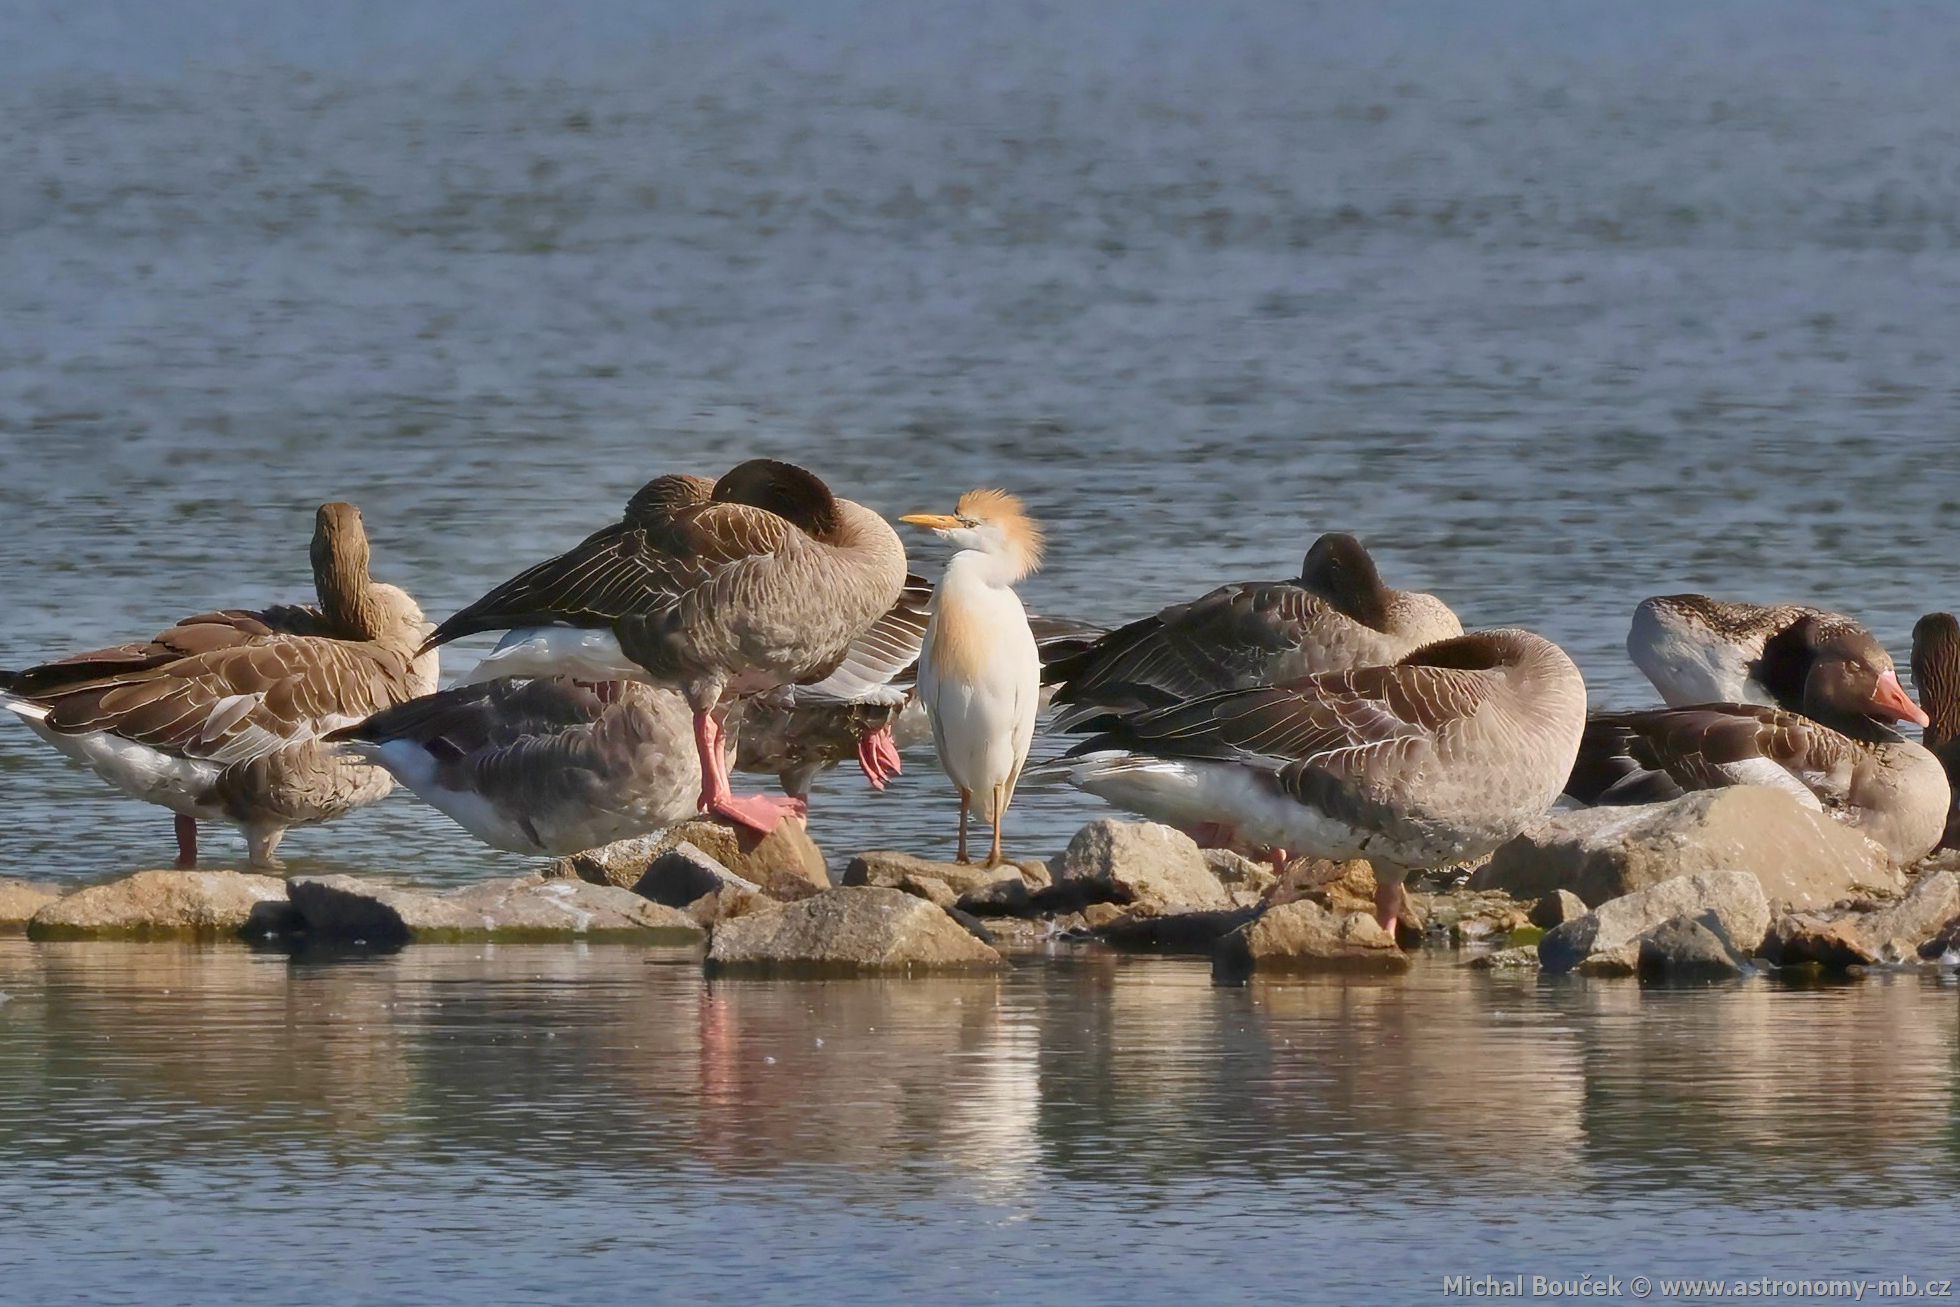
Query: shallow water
[[0, 939, 1954, 1304], [3, 4, 1960, 1298], [5, 0, 1960, 880]]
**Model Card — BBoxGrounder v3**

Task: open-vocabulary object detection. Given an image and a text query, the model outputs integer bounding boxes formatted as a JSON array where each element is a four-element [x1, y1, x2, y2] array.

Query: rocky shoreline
[[6, 790, 1959, 980]]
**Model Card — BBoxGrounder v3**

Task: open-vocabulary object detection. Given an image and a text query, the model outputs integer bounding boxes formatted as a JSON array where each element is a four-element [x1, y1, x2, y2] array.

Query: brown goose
[[1045, 630, 1587, 933], [1910, 613, 1960, 850], [1628, 594, 1884, 709], [337, 577, 937, 854], [422, 459, 907, 833], [0, 503, 438, 868], [1045, 532, 1460, 723], [1569, 630, 1944, 864]]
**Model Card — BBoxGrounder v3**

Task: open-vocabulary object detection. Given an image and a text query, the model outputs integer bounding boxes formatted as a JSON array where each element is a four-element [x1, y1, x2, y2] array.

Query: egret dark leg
[[956, 788, 971, 864]]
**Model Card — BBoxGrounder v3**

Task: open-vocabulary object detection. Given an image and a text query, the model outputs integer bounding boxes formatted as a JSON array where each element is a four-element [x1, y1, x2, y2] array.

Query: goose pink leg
[[174, 814, 198, 870], [855, 725, 903, 790], [693, 710, 807, 834]]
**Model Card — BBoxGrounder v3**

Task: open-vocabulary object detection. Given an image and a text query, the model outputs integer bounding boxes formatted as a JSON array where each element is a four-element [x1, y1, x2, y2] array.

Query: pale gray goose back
[[1627, 594, 1879, 709], [331, 678, 718, 856]]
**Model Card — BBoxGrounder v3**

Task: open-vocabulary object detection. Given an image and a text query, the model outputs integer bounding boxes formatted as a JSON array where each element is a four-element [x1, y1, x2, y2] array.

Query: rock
[[1048, 820, 1234, 915], [1530, 890, 1589, 930], [1080, 902, 1126, 930], [553, 834, 667, 888], [900, 874, 960, 911], [705, 887, 1003, 973], [1766, 871, 1960, 967], [1290, 859, 1380, 916], [1538, 870, 1770, 975], [1637, 913, 1750, 981], [683, 886, 776, 930], [955, 876, 1034, 916], [1861, 871, 1960, 960], [1476, 789, 1900, 911], [1203, 848, 1278, 902], [1414, 889, 1529, 947], [1761, 912, 1874, 968], [1468, 945, 1542, 971], [288, 875, 702, 946], [841, 850, 1049, 896], [1212, 900, 1410, 980], [28, 870, 293, 940], [1096, 906, 1258, 951], [563, 820, 830, 897], [630, 842, 763, 908], [0, 878, 64, 931]]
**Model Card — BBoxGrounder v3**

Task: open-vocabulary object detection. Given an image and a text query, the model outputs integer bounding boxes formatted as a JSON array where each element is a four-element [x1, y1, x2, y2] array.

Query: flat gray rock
[[631, 842, 762, 908], [1637, 913, 1750, 981], [289, 875, 703, 946], [1050, 819, 1235, 915], [1476, 789, 1900, 912], [0, 878, 65, 931], [1539, 870, 1769, 975], [28, 870, 293, 940], [706, 886, 1002, 974], [1213, 899, 1409, 980], [841, 849, 1050, 896]]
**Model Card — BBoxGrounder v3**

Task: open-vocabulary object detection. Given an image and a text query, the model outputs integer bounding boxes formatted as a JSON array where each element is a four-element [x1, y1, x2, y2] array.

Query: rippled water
[[0, 939, 1954, 1304], [5, 0, 1960, 880], [3, 5, 1960, 1297]]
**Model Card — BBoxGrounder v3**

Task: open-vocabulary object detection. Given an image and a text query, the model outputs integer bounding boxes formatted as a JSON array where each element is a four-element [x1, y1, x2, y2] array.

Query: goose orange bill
[[1873, 669, 1931, 727]]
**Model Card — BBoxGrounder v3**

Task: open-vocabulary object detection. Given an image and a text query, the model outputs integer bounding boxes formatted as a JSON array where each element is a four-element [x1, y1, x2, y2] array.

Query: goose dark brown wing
[[29, 635, 422, 766], [2, 607, 330, 698], [1068, 657, 1498, 831], [1564, 705, 1838, 806], [424, 498, 803, 651], [1046, 579, 1328, 706]]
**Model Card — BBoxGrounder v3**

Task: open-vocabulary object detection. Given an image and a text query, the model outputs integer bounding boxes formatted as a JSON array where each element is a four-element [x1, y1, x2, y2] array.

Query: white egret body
[[902, 490, 1045, 865]]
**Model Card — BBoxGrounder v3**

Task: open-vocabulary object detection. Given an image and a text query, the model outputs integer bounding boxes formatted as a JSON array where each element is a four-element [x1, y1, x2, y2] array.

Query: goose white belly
[[1061, 753, 1520, 870], [464, 627, 650, 686], [1627, 602, 1771, 706], [5, 697, 225, 820]]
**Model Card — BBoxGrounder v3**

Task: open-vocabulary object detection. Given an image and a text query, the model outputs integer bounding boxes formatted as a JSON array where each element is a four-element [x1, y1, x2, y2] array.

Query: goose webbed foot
[[854, 726, 903, 790], [705, 791, 808, 835]]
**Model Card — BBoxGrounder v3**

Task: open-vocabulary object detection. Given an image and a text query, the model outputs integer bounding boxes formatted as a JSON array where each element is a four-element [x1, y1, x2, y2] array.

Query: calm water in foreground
[[0, 939, 1955, 1304], [4, 1, 1960, 1299]]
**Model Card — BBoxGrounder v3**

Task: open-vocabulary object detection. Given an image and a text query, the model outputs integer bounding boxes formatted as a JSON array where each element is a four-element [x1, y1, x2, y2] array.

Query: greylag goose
[[1627, 594, 1883, 709], [1045, 630, 1587, 932], [337, 577, 936, 854], [0, 503, 438, 868], [331, 678, 719, 855], [900, 490, 1046, 866], [1045, 532, 1460, 723], [1569, 628, 1944, 864], [1911, 612, 1960, 850], [422, 459, 907, 833]]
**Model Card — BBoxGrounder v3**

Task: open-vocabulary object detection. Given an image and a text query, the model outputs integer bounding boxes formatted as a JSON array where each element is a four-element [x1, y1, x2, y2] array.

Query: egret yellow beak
[[899, 513, 962, 530]]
